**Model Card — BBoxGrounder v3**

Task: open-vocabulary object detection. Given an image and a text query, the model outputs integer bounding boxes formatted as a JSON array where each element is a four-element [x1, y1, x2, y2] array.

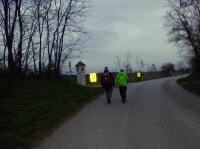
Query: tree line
[[0, 0, 89, 76], [166, 0, 200, 73]]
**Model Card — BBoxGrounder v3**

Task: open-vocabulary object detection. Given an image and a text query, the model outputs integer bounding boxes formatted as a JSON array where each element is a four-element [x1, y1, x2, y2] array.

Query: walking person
[[100, 67, 115, 104], [116, 69, 129, 103]]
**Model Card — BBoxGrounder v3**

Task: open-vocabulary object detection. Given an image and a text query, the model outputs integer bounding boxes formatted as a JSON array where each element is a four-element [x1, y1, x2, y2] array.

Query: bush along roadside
[[0, 78, 104, 149], [177, 74, 200, 97]]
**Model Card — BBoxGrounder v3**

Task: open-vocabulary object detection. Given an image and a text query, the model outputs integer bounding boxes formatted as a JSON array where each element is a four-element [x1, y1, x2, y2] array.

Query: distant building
[[75, 61, 86, 85]]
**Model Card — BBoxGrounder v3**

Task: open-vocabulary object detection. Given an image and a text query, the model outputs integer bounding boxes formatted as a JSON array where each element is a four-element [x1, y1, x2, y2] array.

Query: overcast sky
[[71, 0, 180, 73]]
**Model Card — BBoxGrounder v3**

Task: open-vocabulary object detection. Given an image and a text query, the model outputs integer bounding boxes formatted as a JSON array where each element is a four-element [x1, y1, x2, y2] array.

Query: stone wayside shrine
[[75, 61, 86, 85]]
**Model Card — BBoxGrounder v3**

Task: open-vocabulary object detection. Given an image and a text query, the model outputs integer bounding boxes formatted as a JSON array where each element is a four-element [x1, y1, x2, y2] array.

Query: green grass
[[177, 74, 200, 97], [0, 77, 103, 149]]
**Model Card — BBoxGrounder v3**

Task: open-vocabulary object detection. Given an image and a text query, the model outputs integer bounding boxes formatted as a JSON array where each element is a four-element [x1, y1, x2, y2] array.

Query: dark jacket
[[100, 72, 115, 88]]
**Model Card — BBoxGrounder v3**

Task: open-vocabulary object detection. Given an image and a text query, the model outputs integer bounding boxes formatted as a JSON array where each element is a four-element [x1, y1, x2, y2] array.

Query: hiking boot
[[107, 100, 111, 104], [122, 99, 126, 104]]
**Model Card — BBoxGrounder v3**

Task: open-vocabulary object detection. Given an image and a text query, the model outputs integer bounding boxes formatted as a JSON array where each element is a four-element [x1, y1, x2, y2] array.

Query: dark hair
[[104, 67, 109, 73], [120, 69, 124, 72]]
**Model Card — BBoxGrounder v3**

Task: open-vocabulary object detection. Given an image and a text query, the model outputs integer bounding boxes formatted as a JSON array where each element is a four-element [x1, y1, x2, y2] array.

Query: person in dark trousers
[[116, 69, 129, 103], [100, 67, 115, 104]]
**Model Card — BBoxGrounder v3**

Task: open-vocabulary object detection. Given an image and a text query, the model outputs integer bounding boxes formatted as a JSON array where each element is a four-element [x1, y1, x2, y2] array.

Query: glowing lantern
[[90, 73, 97, 83], [137, 72, 142, 78]]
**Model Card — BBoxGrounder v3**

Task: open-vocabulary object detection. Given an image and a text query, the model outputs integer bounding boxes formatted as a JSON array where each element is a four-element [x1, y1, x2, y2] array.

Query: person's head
[[120, 69, 124, 72], [104, 67, 109, 73]]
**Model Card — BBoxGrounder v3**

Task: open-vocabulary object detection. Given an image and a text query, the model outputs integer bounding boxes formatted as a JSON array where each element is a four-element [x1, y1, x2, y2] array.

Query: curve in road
[[35, 76, 200, 149]]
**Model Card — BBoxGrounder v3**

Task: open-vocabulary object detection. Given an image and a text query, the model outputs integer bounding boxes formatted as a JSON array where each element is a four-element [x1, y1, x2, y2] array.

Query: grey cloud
[[72, 0, 179, 73]]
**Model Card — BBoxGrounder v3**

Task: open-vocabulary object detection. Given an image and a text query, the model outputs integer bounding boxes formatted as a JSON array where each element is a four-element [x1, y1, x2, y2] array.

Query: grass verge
[[177, 74, 200, 97], [0, 77, 103, 149]]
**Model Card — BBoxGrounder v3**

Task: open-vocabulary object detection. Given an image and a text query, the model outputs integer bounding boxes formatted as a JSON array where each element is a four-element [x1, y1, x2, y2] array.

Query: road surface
[[36, 76, 200, 149]]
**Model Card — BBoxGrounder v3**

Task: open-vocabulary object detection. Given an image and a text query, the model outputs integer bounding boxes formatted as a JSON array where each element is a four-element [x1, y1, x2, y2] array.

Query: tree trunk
[[16, 0, 23, 74]]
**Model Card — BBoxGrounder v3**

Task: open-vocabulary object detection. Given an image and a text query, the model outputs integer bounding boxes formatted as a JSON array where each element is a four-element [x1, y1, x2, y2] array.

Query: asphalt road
[[36, 76, 200, 149]]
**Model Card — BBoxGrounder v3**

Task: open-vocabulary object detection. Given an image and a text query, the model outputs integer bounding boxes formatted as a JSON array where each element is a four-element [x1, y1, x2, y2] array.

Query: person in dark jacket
[[100, 67, 115, 104]]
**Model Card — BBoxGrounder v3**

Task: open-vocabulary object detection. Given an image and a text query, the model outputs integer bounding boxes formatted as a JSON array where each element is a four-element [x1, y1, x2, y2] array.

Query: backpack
[[102, 72, 112, 84]]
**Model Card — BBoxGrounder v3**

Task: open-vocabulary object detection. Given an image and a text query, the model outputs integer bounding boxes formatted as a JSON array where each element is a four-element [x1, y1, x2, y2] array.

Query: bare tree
[[51, 0, 89, 75], [161, 62, 175, 76], [0, 0, 90, 76], [116, 56, 122, 71], [151, 64, 157, 72], [116, 51, 133, 73], [135, 57, 145, 72], [0, 22, 6, 70], [0, 0, 19, 72], [124, 52, 133, 73], [0, 0, 35, 73], [36, 0, 89, 75], [165, 0, 200, 73]]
